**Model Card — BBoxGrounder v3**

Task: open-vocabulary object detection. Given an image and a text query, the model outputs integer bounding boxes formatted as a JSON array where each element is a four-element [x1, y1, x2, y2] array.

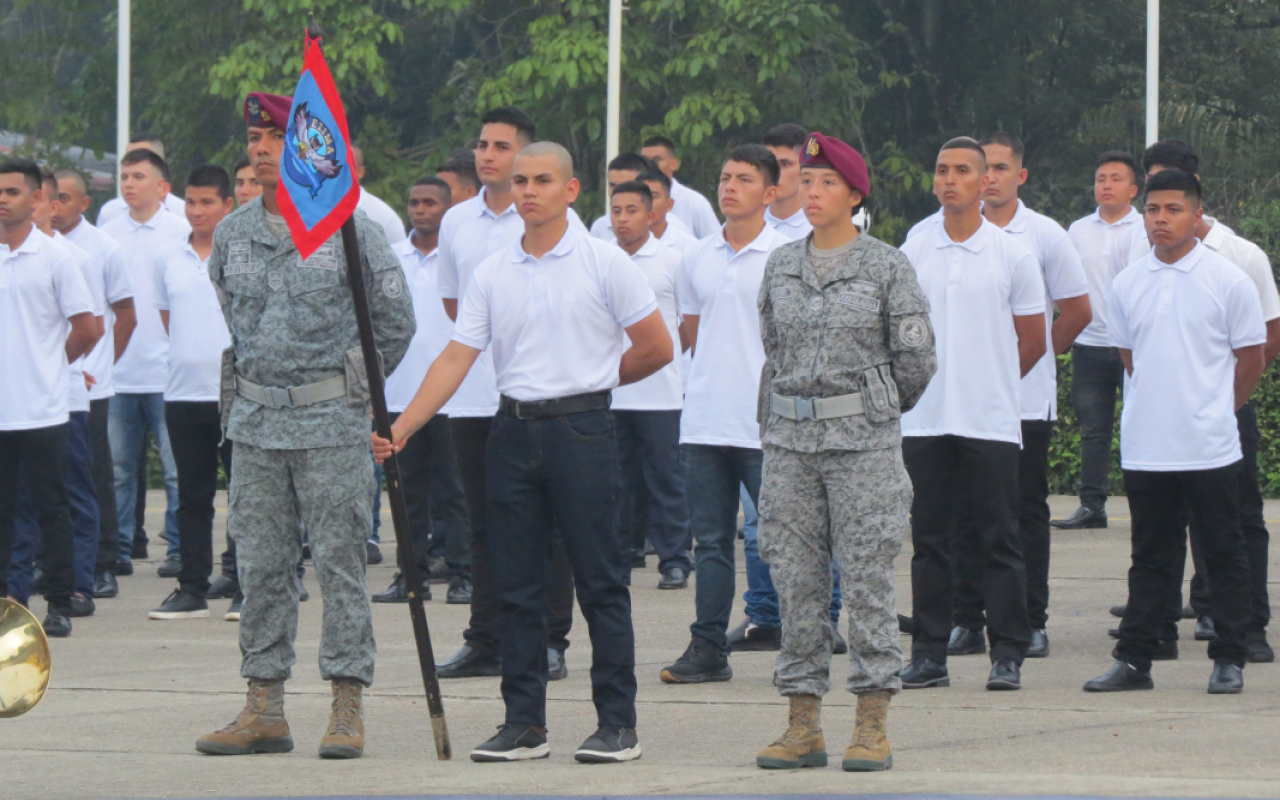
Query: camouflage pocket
[[860, 366, 901, 425], [343, 346, 384, 408]]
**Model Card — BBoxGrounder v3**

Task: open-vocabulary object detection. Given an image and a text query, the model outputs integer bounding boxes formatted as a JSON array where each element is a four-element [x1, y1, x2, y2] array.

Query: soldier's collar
[[245, 202, 297, 253]]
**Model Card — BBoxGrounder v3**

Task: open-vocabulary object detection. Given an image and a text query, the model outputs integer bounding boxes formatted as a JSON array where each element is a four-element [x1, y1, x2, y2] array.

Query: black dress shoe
[[728, 618, 781, 651], [205, 574, 239, 600], [897, 614, 915, 635], [110, 557, 133, 576], [94, 570, 119, 598], [1195, 616, 1217, 641], [1083, 661, 1153, 692], [1050, 506, 1107, 529], [986, 657, 1021, 690], [547, 647, 568, 681], [437, 645, 502, 679], [947, 626, 986, 656], [131, 535, 149, 561], [830, 618, 848, 655], [446, 576, 471, 604], [1108, 627, 1121, 640], [68, 594, 96, 617], [1113, 640, 1179, 661], [372, 573, 409, 603], [1109, 604, 1126, 618], [1027, 629, 1050, 658], [1246, 630, 1275, 663], [157, 555, 182, 578], [365, 541, 383, 565], [901, 657, 949, 689], [1207, 663, 1243, 694], [42, 608, 72, 638], [657, 566, 688, 590]]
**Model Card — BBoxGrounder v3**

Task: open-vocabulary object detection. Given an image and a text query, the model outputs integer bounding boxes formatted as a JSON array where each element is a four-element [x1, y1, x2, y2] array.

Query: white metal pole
[[116, 0, 131, 196], [605, 0, 622, 213], [1146, 0, 1159, 145]]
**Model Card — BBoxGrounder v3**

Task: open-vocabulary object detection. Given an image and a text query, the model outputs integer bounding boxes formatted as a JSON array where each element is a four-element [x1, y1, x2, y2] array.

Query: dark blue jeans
[[1071, 344, 1125, 511], [615, 410, 691, 573], [487, 408, 636, 729], [684, 443, 763, 652]]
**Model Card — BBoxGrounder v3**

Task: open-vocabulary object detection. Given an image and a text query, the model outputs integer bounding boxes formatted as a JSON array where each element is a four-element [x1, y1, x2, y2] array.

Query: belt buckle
[[513, 399, 534, 420], [794, 397, 816, 421], [266, 386, 293, 408]]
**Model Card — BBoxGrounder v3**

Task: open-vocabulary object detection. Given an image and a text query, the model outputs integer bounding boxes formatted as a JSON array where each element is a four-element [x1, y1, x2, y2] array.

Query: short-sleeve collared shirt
[[54, 232, 101, 414], [612, 235, 684, 411], [152, 237, 231, 402], [678, 223, 792, 448], [64, 218, 133, 401], [764, 206, 813, 242], [385, 238, 456, 414], [452, 226, 656, 402], [1200, 218, 1280, 322], [670, 178, 722, 239], [1068, 206, 1147, 347], [1109, 242, 1266, 471], [899, 217, 1046, 445]]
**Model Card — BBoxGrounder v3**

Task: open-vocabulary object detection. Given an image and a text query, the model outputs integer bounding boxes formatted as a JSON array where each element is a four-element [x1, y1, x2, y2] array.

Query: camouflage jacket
[[209, 199, 415, 449], [757, 234, 937, 453]]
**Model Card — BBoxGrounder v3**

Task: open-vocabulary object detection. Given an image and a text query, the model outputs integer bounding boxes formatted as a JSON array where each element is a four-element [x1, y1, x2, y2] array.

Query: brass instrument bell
[[0, 598, 51, 717]]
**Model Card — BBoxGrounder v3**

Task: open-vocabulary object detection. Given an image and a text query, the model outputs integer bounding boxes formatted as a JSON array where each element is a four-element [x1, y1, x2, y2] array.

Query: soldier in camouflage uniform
[[754, 134, 936, 773], [195, 92, 415, 760]]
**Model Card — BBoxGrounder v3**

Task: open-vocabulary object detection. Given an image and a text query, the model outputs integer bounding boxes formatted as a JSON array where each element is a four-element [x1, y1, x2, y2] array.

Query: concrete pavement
[[2, 493, 1279, 799]]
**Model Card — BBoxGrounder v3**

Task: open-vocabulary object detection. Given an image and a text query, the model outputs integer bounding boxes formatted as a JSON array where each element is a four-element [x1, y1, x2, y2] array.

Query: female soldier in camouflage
[[754, 133, 936, 772]]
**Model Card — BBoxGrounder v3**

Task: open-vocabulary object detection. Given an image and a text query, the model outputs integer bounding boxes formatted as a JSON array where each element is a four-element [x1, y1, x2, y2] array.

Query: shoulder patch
[[899, 316, 928, 348], [382, 272, 404, 299], [225, 241, 257, 275]]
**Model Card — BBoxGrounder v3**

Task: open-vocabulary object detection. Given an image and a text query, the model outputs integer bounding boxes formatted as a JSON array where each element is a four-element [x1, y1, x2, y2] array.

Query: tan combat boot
[[318, 679, 365, 759], [756, 694, 827, 769], [196, 679, 293, 755], [843, 690, 892, 771]]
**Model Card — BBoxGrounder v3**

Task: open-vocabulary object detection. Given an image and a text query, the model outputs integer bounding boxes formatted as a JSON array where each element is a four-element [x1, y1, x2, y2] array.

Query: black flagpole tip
[[306, 13, 324, 44]]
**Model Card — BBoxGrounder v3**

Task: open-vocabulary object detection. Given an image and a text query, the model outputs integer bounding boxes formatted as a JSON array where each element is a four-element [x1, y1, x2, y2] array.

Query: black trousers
[[453, 416, 574, 656], [615, 409, 692, 573], [487, 409, 635, 728], [1118, 464, 1251, 671], [0, 425, 75, 609], [90, 398, 121, 571], [1183, 402, 1270, 633], [165, 401, 231, 597], [386, 412, 471, 576], [953, 419, 1053, 630], [904, 434, 1031, 664]]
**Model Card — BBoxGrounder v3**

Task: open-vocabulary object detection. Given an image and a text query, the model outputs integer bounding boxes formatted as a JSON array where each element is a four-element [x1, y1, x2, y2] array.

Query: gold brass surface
[[0, 597, 51, 717]]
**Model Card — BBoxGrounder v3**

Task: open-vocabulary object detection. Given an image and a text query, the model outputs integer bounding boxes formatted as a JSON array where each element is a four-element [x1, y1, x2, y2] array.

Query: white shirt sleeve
[[601, 247, 659, 328], [675, 250, 701, 317], [1009, 252, 1047, 316], [1106, 282, 1133, 350], [436, 216, 460, 300], [151, 251, 171, 312], [1044, 235, 1089, 301], [53, 249, 96, 320], [1243, 244, 1280, 322], [1225, 274, 1268, 349], [451, 267, 491, 351], [102, 244, 134, 304]]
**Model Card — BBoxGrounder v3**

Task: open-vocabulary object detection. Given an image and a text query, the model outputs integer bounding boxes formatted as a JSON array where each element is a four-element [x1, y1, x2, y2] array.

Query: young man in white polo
[[435, 107, 586, 680], [374, 142, 671, 762], [0, 158, 99, 636], [898, 137, 1045, 692], [53, 169, 137, 598], [1084, 170, 1263, 695], [100, 148, 191, 576], [641, 135, 721, 239], [947, 133, 1092, 661], [659, 145, 791, 684], [146, 166, 236, 620], [608, 180, 692, 590]]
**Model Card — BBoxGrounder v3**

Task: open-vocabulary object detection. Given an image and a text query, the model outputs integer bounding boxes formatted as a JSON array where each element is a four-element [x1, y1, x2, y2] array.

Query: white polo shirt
[[100, 207, 191, 394], [97, 193, 186, 226], [592, 216, 698, 257], [900, 217, 1046, 445], [997, 201, 1089, 420], [1, 229, 96, 430], [63, 218, 134, 401], [612, 235, 685, 411], [670, 177, 721, 239], [1109, 242, 1266, 471], [151, 237, 231, 402], [452, 226, 656, 403], [55, 232, 103, 414], [591, 211, 693, 242], [357, 190, 408, 245], [678, 223, 792, 449], [385, 238, 456, 414], [1068, 207, 1147, 347], [764, 206, 813, 242], [436, 188, 585, 417], [1200, 219, 1280, 322]]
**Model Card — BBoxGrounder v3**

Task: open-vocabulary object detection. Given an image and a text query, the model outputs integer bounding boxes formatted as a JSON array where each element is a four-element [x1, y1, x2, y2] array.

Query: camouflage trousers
[[759, 444, 911, 696], [230, 441, 376, 686]]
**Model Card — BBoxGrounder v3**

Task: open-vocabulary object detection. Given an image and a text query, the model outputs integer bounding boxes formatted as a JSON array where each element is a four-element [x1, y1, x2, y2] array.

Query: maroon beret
[[243, 92, 292, 130], [801, 132, 870, 197]]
